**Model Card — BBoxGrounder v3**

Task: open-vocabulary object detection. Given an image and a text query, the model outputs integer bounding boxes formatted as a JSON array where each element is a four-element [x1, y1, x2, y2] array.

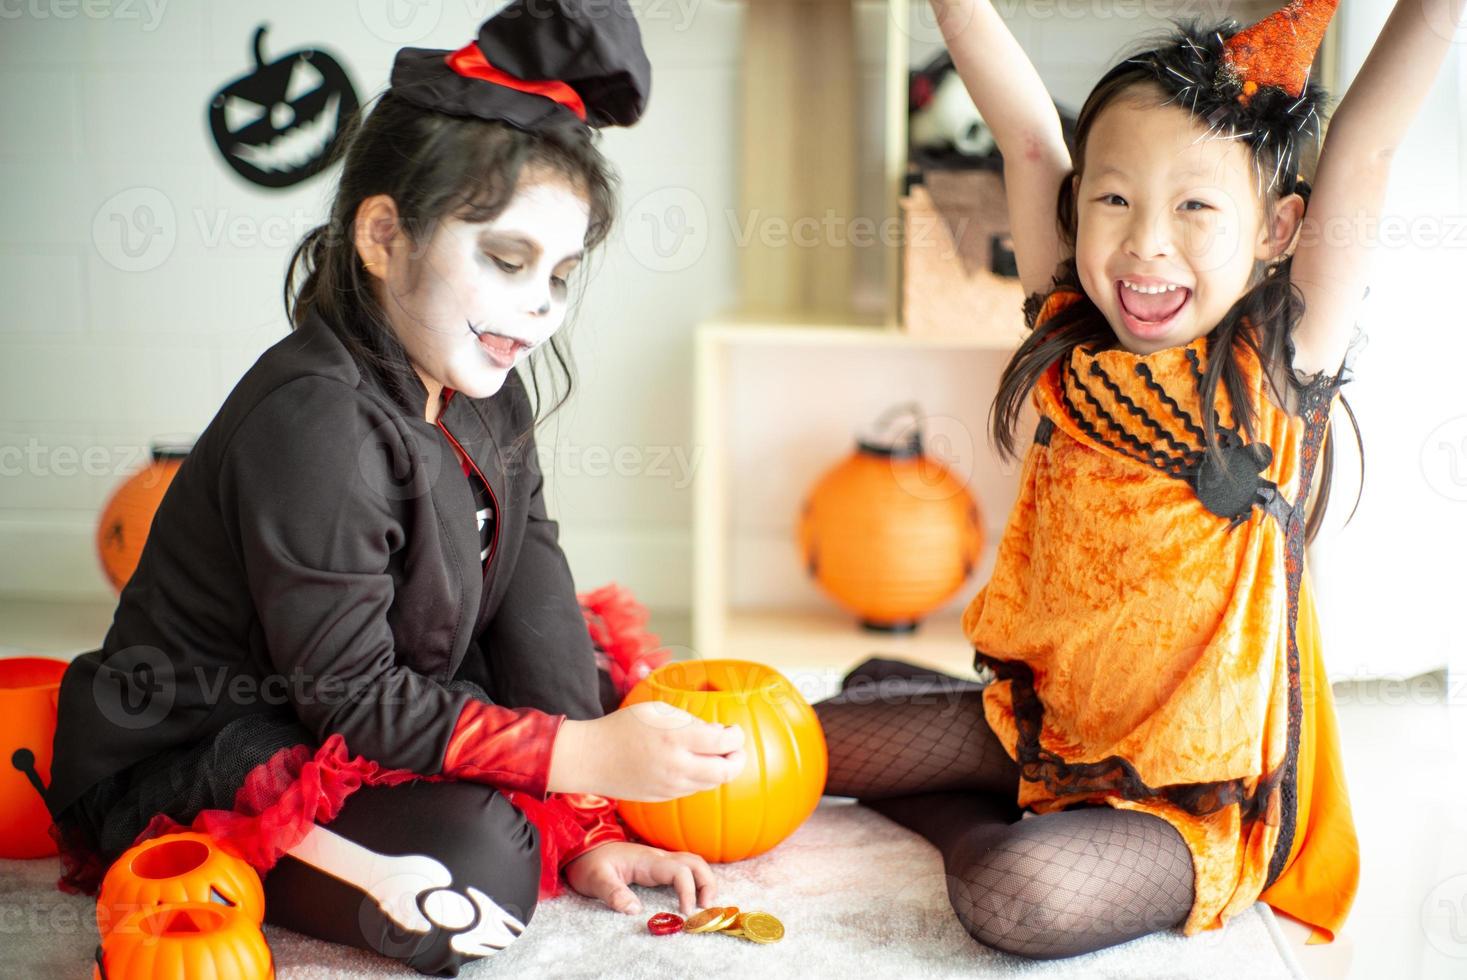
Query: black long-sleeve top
[[46, 307, 605, 818]]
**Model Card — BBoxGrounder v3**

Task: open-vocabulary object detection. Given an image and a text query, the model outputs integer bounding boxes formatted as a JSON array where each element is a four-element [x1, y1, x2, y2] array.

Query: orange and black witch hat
[[1219, 0, 1342, 105], [1101, 0, 1343, 194]]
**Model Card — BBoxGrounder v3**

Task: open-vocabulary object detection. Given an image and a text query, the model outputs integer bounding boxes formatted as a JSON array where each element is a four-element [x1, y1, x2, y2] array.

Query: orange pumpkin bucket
[[96, 831, 266, 939], [0, 655, 70, 858], [93, 901, 274, 980], [616, 659, 827, 863]]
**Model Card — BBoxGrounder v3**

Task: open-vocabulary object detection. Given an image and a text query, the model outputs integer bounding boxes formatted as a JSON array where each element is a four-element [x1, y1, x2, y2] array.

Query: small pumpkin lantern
[[96, 441, 193, 593], [0, 656, 70, 858], [797, 404, 983, 631], [96, 832, 265, 939], [616, 659, 826, 863], [94, 902, 273, 980]]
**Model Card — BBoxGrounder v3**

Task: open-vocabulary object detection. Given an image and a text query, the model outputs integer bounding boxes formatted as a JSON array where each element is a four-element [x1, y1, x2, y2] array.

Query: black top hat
[[389, 0, 651, 130]]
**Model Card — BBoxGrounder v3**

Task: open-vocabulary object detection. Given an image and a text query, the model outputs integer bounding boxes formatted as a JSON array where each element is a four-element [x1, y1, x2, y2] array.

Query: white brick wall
[[3, 0, 1462, 687]]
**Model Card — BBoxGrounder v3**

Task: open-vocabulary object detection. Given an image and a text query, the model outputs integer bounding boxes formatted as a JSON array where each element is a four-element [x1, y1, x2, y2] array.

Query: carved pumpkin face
[[96, 832, 265, 939], [96, 444, 189, 593], [93, 902, 273, 980], [208, 24, 358, 189]]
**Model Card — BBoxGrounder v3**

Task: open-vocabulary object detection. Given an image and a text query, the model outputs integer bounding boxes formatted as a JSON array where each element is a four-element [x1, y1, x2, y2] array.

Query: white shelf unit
[[692, 318, 1029, 680]]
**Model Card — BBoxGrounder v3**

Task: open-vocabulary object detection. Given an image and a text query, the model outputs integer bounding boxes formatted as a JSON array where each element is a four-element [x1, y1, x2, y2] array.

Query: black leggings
[[262, 778, 541, 978], [61, 678, 558, 979], [813, 656, 1197, 959]]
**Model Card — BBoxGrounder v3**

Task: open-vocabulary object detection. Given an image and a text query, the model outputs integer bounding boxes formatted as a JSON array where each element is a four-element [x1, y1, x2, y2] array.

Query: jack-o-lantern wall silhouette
[[208, 24, 359, 189]]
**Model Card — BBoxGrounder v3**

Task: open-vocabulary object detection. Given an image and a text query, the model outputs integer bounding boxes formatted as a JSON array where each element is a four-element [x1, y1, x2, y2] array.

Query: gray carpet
[[1, 798, 1303, 979]]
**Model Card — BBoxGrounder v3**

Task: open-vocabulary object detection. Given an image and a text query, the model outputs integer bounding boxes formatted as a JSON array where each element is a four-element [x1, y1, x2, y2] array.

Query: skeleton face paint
[[377, 169, 591, 416]]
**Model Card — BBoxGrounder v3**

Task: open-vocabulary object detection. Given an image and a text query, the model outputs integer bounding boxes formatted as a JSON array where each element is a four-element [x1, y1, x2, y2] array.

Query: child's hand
[[548, 702, 747, 801], [562, 841, 718, 916]]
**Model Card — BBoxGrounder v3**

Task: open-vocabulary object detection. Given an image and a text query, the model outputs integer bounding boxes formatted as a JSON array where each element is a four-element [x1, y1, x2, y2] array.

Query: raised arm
[[1289, 0, 1467, 377], [928, 0, 1074, 298]]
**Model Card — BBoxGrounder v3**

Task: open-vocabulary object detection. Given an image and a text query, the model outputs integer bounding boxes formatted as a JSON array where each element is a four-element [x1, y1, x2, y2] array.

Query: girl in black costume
[[46, 4, 746, 976]]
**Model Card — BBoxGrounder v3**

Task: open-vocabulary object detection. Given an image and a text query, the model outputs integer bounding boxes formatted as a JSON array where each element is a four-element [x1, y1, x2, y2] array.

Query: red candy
[[646, 912, 684, 936]]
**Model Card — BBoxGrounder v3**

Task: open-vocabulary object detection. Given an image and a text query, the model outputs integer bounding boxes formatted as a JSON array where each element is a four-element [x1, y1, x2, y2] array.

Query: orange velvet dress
[[964, 287, 1360, 943]]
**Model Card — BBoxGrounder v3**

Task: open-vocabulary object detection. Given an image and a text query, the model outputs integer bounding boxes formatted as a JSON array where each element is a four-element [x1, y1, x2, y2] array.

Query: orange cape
[[965, 288, 1358, 942]]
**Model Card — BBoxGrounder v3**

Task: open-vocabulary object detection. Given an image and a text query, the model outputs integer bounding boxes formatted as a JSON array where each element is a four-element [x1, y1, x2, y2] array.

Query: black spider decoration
[[1055, 347, 1289, 533], [1192, 438, 1274, 530]]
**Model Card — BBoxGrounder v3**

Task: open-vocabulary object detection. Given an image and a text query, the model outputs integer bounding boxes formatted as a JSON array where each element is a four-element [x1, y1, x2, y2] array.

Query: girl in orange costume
[[818, 0, 1463, 958]]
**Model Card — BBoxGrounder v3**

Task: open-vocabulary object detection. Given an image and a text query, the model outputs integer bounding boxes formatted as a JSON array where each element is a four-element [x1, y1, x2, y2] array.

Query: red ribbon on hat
[[445, 40, 588, 122]]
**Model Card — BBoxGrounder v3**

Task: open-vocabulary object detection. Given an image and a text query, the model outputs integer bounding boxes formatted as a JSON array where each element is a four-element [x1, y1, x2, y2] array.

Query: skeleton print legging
[[67, 675, 613, 979], [813, 656, 1197, 959], [262, 778, 540, 977]]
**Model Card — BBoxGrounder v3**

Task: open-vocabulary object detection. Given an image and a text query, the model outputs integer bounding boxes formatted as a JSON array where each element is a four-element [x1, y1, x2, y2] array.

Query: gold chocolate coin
[[739, 911, 785, 944], [683, 907, 728, 933], [710, 906, 740, 931]]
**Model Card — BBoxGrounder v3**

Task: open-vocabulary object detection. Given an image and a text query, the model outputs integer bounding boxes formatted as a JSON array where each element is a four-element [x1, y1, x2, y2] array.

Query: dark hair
[[284, 89, 620, 458], [990, 18, 1363, 546]]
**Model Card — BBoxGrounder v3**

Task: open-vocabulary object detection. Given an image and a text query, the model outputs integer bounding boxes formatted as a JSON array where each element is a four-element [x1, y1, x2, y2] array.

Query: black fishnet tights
[[814, 657, 1197, 959]]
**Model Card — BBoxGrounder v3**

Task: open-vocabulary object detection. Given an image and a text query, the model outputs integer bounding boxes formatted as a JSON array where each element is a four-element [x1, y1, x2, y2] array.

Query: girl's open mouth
[[477, 330, 527, 368], [1116, 280, 1191, 340]]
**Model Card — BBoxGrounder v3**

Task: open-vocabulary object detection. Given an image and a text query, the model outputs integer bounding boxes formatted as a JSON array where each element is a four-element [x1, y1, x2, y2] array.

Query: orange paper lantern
[[616, 659, 826, 863], [0, 656, 69, 858], [96, 832, 265, 939], [96, 442, 192, 593], [93, 902, 274, 980], [798, 407, 983, 630]]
